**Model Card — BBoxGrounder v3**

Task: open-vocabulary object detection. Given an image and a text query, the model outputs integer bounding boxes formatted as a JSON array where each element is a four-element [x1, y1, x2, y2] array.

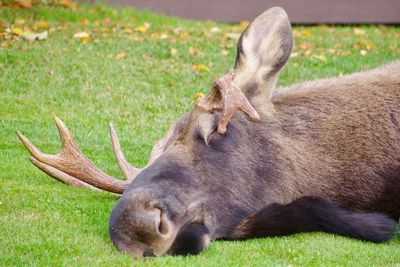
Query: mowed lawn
[[1, 4, 400, 266]]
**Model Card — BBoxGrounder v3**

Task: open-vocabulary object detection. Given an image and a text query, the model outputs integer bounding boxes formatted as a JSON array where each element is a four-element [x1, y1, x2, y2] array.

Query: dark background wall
[[106, 0, 400, 24]]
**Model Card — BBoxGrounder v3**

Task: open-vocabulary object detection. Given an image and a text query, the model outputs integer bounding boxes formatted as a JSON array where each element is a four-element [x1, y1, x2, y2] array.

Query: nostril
[[143, 248, 155, 257]]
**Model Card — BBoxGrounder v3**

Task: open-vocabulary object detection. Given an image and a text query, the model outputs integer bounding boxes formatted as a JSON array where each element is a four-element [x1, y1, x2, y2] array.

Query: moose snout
[[108, 194, 176, 258]]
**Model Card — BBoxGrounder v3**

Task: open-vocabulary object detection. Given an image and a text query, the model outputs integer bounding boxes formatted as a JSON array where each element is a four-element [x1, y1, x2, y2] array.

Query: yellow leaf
[[239, 20, 250, 31], [73, 31, 91, 43], [33, 20, 50, 30], [134, 25, 147, 33], [11, 27, 24, 35], [73, 31, 91, 39], [116, 53, 127, 59], [193, 64, 209, 72], [194, 92, 204, 101], [312, 54, 327, 63], [79, 18, 89, 26], [360, 49, 368, 56], [302, 30, 311, 36], [15, 18, 26, 25], [353, 28, 366, 36], [170, 48, 178, 57]]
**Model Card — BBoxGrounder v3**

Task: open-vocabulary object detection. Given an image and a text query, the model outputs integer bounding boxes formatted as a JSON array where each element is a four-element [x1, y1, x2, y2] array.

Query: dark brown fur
[[108, 7, 400, 258]]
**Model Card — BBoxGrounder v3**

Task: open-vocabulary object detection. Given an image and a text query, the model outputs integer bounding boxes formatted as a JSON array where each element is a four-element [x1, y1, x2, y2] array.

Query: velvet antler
[[197, 69, 260, 134]]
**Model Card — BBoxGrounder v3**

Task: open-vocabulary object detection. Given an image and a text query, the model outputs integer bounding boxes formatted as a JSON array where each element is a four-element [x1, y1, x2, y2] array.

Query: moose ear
[[233, 7, 293, 106]]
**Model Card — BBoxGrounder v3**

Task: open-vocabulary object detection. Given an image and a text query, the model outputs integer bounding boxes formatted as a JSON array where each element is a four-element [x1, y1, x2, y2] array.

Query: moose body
[[19, 7, 399, 258]]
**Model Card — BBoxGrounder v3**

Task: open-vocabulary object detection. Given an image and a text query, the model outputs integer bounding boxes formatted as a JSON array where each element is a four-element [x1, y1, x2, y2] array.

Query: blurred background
[[3, 0, 400, 24], [107, 0, 400, 24]]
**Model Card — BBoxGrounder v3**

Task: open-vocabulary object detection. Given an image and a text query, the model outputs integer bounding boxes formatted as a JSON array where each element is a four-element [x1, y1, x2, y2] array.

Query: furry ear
[[233, 7, 293, 109]]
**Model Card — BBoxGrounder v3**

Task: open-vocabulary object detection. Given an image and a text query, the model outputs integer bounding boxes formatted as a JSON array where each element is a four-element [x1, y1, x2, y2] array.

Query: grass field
[[1, 4, 400, 266]]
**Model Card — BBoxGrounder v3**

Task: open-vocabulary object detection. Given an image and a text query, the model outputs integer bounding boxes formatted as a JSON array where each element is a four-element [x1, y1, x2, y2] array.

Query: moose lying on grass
[[18, 7, 399, 258]]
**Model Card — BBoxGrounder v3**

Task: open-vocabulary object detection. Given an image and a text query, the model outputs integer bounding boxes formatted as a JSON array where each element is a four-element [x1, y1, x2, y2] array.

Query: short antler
[[197, 69, 260, 134]]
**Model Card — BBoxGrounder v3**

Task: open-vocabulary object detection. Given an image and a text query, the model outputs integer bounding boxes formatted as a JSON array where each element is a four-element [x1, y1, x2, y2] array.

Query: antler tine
[[29, 156, 98, 189], [17, 131, 56, 163], [109, 122, 142, 181], [54, 116, 77, 151]]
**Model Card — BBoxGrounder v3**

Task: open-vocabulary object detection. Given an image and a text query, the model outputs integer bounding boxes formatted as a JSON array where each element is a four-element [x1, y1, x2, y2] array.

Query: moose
[[18, 7, 399, 258]]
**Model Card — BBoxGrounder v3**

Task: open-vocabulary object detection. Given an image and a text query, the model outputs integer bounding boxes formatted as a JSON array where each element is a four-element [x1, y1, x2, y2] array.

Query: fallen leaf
[[302, 30, 311, 37], [193, 64, 209, 72], [21, 31, 48, 42], [73, 31, 91, 43], [239, 20, 250, 31], [354, 28, 366, 36], [15, 18, 26, 25], [225, 32, 240, 40], [143, 22, 151, 29], [123, 28, 133, 33], [210, 27, 221, 33], [341, 50, 351, 57], [159, 33, 168, 40], [73, 31, 90, 38], [33, 21, 50, 31], [134, 25, 147, 33], [290, 52, 299, 58], [172, 27, 182, 35], [59, 0, 73, 8], [1, 41, 11, 47], [360, 49, 368, 56], [170, 48, 178, 57], [327, 48, 335, 54], [116, 52, 127, 59], [194, 92, 204, 101], [14, 0, 31, 8], [312, 54, 327, 63], [7, 27, 24, 35], [188, 46, 196, 55], [79, 18, 89, 26], [221, 50, 229, 57]]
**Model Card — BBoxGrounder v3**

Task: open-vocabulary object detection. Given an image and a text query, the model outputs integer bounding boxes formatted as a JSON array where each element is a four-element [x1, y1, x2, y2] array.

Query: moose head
[[18, 7, 399, 259]]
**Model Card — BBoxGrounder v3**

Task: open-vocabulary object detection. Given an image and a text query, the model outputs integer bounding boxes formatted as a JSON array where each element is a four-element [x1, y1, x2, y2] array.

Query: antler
[[17, 117, 175, 194], [197, 69, 260, 134]]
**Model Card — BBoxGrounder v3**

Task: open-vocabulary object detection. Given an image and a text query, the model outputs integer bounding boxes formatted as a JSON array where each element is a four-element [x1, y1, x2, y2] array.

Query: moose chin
[[18, 7, 399, 259]]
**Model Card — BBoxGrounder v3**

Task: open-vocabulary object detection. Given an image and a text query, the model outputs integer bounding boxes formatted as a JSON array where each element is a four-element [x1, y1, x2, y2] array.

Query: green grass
[[1, 4, 400, 266]]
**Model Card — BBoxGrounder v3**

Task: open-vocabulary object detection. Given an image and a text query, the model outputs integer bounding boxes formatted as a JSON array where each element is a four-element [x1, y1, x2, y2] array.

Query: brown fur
[[107, 7, 400, 258]]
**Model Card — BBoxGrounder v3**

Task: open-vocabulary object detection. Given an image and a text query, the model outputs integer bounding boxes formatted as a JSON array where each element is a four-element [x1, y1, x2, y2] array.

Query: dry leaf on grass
[[73, 31, 91, 43], [116, 53, 127, 59], [33, 21, 50, 31], [194, 92, 204, 101], [193, 64, 209, 72], [21, 31, 48, 42], [14, 0, 32, 8]]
